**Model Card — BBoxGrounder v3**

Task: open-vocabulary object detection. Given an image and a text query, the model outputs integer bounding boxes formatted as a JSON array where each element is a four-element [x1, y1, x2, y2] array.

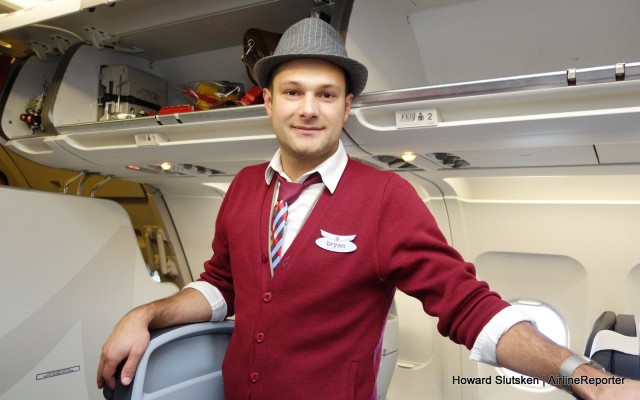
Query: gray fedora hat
[[254, 17, 368, 96]]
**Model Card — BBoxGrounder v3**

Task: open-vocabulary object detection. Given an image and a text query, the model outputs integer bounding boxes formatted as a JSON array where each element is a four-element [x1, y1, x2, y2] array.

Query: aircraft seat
[[103, 321, 234, 400], [584, 311, 640, 379], [104, 304, 399, 400]]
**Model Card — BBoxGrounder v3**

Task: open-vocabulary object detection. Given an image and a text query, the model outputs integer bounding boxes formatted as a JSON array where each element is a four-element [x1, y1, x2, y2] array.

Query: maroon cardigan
[[198, 158, 509, 400]]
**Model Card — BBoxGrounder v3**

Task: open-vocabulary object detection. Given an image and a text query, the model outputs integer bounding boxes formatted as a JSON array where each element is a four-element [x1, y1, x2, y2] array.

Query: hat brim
[[254, 53, 368, 96]]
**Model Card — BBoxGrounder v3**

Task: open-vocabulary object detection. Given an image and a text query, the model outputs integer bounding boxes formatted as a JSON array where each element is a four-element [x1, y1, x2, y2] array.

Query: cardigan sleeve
[[377, 174, 510, 350]]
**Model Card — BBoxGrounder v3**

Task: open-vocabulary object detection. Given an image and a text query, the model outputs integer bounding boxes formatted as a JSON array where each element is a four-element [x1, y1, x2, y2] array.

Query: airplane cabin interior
[[1, 0, 640, 399]]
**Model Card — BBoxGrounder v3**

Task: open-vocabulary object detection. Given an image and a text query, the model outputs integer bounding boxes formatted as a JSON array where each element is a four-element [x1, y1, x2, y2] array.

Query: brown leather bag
[[241, 28, 282, 86]]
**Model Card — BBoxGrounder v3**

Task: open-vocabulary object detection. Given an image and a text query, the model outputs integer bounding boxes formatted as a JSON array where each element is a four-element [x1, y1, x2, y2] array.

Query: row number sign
[[134, 133, 167, 146], [395, 109, 439, 128]]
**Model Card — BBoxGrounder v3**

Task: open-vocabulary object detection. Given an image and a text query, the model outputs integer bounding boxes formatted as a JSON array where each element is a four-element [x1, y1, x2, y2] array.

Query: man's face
[[263, 58, 353, 173]]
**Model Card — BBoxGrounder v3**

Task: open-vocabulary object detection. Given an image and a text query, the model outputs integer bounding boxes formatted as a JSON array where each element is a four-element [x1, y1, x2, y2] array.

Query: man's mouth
[[292, 125, 322, 133]]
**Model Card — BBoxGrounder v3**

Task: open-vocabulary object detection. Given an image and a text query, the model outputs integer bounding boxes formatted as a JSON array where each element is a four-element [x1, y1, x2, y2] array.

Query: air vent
[[429, 153, 470, 169], [370, 153, 471, 171], [372, 155, 419, 170], [171, 164, 223, 176], [126, 163, 223, 176]]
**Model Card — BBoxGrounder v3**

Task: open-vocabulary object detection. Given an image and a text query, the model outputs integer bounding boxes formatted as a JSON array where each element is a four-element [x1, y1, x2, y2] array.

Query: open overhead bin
[[0, 0, 365, 180]]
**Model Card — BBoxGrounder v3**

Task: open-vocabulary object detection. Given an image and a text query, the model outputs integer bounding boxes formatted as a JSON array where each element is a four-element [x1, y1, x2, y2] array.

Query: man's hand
[[496, 321, 640, 400], [96, 288, 214, 390], [96, 308, 152, 390]]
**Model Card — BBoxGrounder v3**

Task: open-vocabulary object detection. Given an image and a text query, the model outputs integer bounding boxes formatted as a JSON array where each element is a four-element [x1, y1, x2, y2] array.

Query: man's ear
[[263, 88, 273, 118], [343, 93, 354, 123]]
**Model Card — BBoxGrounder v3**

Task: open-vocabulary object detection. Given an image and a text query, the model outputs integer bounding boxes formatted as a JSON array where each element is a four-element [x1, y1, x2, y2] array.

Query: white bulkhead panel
[[0, 187, 178, 400]]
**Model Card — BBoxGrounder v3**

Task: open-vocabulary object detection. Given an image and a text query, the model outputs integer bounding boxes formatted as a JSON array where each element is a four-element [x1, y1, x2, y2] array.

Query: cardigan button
[[261, 254, 268, 263], [255, 332, 265, 343], [262, 292, 273, 303], [250, 372, 260, 383]]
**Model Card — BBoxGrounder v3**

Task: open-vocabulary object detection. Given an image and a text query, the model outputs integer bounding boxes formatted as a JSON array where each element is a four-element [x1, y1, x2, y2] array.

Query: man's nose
[[298, 94, 319, 117]]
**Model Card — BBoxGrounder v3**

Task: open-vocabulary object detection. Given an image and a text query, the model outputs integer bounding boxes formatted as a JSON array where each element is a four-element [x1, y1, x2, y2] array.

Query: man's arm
[[96, 288, 212, 390], [496, 321, 640, 399]]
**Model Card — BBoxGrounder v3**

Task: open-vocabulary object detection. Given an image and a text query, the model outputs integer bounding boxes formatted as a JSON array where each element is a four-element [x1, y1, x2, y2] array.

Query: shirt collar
[[264, 140, 348, 194]]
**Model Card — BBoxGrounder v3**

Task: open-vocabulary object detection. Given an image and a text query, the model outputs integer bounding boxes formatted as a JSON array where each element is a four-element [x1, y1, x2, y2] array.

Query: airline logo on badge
[[316, 230, 357, 253]]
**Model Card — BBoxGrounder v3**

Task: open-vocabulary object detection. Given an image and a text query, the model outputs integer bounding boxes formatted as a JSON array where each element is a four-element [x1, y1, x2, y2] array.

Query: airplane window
[[499, 299, 568, 391]]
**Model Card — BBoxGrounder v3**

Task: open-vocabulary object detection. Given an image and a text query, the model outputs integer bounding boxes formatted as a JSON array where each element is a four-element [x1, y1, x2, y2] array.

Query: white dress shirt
[[184, 140, 533, 365]]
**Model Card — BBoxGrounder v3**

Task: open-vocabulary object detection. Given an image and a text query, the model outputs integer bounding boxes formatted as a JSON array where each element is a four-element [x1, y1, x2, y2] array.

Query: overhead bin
[[3, 0, 640, 178], [345, 63, 640, 170], [35, 44, 280, 172], [0, 55, 59, 140], [0, 0, 361, 179]]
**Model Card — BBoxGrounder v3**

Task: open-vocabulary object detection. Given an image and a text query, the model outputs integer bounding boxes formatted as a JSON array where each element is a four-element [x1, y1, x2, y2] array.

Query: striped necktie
[[270, 172, 322, 270]]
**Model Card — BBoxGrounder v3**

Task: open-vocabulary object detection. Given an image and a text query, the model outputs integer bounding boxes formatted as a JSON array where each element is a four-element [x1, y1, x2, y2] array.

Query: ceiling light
[[401, 152, 417, 162]]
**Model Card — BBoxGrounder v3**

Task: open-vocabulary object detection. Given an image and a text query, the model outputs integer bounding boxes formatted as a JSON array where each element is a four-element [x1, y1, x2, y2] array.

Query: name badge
[[315, 230, 357, 253]]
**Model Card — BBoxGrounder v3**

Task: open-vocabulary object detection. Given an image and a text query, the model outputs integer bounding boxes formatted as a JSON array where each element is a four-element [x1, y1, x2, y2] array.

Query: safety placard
[[395, 109, 439, 128]]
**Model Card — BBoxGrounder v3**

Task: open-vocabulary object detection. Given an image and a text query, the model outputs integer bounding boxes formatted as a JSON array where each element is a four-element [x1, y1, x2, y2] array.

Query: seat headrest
[[584, 311, 640, 380]]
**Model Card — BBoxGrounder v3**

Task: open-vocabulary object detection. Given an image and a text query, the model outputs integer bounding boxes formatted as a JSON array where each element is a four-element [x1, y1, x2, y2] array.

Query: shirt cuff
[[469, 305, 536, 366], [183, 281, 228, 322]]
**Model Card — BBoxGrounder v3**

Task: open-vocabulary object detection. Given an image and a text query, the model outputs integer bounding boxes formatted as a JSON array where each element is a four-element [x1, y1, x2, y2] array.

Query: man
[[98, 18, 640, 399]]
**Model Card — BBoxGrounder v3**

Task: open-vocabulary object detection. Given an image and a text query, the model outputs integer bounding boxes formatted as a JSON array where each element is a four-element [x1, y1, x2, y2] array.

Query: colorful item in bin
[[235, 85, 263, 106], [180, 81, 244, 110], [20, 89, 46, 132], [158, 104, 195, 115]]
